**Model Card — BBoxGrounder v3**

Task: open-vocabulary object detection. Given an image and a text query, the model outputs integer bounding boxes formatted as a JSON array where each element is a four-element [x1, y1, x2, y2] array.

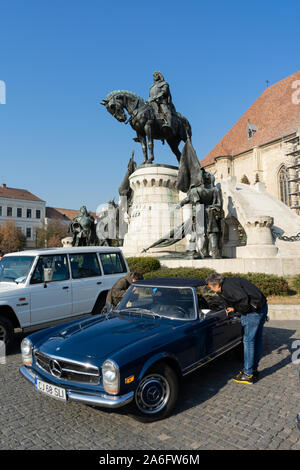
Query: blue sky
[[0, 0, 300, 212]]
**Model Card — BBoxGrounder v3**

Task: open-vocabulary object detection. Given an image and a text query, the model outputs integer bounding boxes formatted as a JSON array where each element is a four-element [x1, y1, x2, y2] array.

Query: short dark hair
[[205, 273, 224, 286], [131, 272, 144, 281]]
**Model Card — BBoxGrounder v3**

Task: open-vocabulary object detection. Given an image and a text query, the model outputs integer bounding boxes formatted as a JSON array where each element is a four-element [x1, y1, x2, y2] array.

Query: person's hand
[[226, 307, 235, 316]]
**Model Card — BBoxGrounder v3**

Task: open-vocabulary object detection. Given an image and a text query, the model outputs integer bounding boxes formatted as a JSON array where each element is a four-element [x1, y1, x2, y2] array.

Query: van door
[[30, 254, 72, 325], [69, 252, 103, 315], [97, 252, 129, 303]]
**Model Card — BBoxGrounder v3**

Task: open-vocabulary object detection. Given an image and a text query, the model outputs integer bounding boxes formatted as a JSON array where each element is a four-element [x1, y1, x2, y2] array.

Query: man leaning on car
[[206, 273, 268, 385], [105, 272, 144, 312]]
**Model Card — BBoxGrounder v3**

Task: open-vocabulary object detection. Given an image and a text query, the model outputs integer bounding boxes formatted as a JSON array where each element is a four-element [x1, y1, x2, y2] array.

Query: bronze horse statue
[[101, 90, 192, 163]]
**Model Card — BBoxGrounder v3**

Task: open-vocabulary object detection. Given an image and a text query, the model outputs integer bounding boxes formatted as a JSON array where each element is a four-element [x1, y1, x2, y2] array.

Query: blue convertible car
[[20, 277, 243, 421]]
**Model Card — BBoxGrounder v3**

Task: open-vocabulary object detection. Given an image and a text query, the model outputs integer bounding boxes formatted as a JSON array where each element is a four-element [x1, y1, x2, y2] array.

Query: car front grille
[[34, 350, 100, 385]]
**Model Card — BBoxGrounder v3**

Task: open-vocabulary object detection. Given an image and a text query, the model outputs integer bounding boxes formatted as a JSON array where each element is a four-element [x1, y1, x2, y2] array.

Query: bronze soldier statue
[[69, 206, 98, 246], [177, 178, 223, 259], [142, 139, 224, 259], [148, 71, 176, 136]]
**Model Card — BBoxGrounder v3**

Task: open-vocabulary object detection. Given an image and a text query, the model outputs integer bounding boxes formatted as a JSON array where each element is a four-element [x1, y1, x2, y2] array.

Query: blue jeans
[[240, 304, 268, 376]]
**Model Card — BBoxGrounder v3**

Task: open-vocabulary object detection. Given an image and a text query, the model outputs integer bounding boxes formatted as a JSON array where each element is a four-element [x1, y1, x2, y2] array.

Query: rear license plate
[[35, 378, 67, 402]]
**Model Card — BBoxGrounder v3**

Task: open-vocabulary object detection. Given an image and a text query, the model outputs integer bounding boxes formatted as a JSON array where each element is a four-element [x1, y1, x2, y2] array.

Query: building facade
[[201, 71, 300, 214], [0, 184, 46, 248]]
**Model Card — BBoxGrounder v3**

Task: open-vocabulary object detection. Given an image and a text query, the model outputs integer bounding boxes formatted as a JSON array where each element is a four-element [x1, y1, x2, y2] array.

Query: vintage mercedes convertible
[[20, 277, 243, 421]]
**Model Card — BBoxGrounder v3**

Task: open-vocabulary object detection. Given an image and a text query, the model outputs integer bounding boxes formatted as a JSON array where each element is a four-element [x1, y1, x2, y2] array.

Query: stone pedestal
[[236, 215, 278, 258], [122, 164, 187, 255]]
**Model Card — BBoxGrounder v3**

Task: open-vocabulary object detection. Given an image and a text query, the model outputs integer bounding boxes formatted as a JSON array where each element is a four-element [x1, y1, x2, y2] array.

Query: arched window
[[278, 166, 291, 206]]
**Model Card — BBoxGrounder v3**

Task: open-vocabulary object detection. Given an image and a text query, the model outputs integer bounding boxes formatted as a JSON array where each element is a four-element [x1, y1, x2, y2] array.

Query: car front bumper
[[19, 365, 134, 409]]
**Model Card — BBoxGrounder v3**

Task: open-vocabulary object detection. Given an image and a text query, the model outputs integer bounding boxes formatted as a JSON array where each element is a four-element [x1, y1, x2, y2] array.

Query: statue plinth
[[122, 164, 187, 256], [236, 216, 278, 258]]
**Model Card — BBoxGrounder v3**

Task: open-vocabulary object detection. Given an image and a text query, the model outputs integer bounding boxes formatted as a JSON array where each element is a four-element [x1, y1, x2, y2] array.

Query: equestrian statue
[[101, 71, 192, 164]]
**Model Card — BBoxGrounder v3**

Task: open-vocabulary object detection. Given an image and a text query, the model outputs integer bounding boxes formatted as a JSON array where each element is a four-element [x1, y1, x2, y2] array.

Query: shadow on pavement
[[171, 324, 297, 418]]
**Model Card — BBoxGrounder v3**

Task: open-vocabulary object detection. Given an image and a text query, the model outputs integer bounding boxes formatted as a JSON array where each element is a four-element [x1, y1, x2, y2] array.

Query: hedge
[[222, 272, 289, 297], [143, 267, 216, 280], [126, 257, 161, 275], [143, 268, 289, 297], [291, 274, 300, 295], [125, 261, 291, 297]]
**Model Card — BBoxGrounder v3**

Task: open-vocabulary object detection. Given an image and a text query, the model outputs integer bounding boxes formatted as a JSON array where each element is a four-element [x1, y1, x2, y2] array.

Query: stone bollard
[[236, 215, 278, 258]]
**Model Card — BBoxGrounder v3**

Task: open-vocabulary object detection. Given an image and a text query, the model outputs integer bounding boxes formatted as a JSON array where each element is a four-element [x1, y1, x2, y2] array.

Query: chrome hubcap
[[136, 374, 170, 414]]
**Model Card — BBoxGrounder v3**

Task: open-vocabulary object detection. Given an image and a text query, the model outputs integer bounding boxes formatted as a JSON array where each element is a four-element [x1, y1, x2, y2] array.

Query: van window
[[70, 253, 101, 279], [99, 253, 127, 275], [31, 255, 69, 284]]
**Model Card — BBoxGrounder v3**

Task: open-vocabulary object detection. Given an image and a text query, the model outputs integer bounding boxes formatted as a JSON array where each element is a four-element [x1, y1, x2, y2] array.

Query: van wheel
[[92, 292, 107, 315], [131, 363, 179, 422], [0, 317, 13, 346]]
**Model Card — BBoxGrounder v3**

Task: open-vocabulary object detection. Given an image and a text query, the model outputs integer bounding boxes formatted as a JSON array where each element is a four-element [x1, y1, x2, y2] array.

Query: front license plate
[[35, 378, 67, 402]]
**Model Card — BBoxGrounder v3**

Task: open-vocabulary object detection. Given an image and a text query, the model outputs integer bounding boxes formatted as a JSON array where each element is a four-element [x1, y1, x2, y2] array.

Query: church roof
[[201, 71, 300, 167]]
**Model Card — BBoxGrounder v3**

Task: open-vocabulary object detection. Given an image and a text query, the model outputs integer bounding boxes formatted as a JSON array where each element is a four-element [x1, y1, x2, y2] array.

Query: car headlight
[[102, 360, 120, 395], [21, 338, 33, 366]]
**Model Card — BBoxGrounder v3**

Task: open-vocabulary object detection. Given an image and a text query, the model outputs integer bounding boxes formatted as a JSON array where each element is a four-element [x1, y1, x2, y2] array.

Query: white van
[[0, 247, 129, 345]]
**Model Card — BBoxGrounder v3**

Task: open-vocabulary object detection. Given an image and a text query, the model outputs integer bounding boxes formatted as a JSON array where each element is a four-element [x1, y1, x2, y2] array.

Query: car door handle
[[96, 282, 102, 285], [62, 286, 69, 290]]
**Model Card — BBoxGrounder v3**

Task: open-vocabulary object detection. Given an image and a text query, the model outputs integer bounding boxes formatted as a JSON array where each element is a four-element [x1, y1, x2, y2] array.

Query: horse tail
[[176, 112, 192, 140], [185, 121, 192, 139], [182, 117, 192, 140]]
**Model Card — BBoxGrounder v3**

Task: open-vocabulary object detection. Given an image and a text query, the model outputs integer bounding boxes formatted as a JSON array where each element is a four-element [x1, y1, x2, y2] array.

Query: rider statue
[[69, 205, 97, 246], [148, 71, 176, 136]]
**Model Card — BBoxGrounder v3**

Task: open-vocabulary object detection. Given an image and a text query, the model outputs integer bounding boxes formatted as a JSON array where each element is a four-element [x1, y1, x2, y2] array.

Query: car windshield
[[117, 285, 196, 320], [0, 256, 35, 283]]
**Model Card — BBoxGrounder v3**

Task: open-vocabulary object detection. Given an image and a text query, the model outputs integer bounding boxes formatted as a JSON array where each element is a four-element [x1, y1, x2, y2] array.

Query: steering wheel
[[171, 306, 189, 318], [4, 271, 18, 279]]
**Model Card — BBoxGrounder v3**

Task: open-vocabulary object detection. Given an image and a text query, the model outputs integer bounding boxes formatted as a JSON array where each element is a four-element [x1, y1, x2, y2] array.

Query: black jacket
[[218, 277, 266, 315]]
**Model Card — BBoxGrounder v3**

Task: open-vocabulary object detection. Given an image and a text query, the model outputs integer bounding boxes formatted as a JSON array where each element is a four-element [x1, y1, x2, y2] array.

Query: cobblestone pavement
[[0, 321, 300, 450]]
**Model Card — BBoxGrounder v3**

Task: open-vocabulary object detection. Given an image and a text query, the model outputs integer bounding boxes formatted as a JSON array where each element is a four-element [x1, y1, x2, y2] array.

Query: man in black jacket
[[205, 273, 268, 385]]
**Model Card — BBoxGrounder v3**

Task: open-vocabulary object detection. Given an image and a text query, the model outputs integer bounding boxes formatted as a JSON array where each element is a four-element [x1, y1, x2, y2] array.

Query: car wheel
[[132, 363, 179, 422], [0, 317, 13, 346]]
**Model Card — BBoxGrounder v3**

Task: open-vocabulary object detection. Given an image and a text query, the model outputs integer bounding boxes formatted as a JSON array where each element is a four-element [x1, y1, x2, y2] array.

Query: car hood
[[0, 282, 26, 296], [37, 314, 171, 363]]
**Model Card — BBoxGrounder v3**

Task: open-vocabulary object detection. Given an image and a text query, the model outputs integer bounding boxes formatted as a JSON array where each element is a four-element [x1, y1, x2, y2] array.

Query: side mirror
[[201, 309, 211, 318], [43, 268, 54, 287]]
